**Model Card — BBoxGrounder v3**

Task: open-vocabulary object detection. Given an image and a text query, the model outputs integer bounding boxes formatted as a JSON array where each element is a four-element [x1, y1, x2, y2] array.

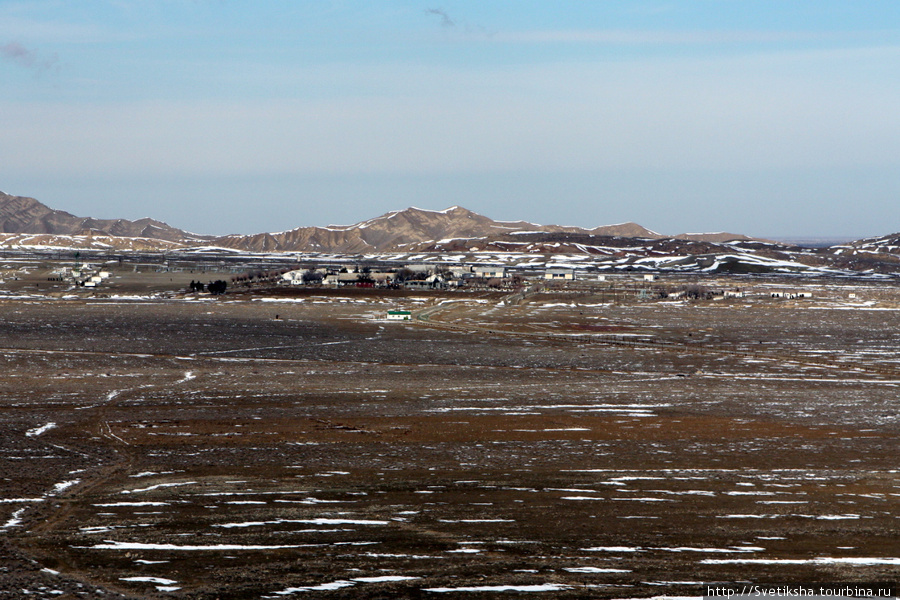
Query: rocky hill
[[0, 191, 208, 244], [210, 206, 672, 253], [826, 233, 900, 270], [842, 233, 900, 253]]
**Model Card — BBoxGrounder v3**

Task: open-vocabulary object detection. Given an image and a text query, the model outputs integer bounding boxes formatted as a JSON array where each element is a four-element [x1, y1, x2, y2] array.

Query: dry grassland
[[1, 275, 898, 598]]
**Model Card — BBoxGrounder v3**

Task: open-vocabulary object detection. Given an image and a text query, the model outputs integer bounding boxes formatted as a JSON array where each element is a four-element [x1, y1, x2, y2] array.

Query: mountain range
[[0, 191, 751, 253], [0, 190, 898, 274]]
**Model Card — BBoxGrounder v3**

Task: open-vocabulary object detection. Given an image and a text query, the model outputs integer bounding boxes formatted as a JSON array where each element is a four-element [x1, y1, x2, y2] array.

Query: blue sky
[[1, 1, 898, 238]]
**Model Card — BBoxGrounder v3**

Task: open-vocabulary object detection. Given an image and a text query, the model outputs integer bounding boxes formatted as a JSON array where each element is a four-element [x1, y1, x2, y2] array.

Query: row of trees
[[301, 268, 324, 284], [208, 280, 228, 295], [188, 280, 228, 294]]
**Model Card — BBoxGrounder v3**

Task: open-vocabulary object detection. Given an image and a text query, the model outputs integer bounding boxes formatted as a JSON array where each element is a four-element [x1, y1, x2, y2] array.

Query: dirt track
[[2, 281, 899, 598]]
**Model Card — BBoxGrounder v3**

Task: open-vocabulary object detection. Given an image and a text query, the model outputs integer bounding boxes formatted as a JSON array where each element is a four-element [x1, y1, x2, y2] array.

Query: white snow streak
[[25, 422, 56, 437]]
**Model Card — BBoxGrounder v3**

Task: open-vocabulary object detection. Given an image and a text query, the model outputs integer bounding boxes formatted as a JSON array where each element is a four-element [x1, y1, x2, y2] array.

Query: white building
[[386, 310, 412, 321], [281, 270, 303, 284]]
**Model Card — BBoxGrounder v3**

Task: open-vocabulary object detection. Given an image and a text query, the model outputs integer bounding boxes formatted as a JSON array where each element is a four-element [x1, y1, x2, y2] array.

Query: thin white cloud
[[3, 78, 897, 179], [493, 28, 874, 45], [2, 42, 898, 177]]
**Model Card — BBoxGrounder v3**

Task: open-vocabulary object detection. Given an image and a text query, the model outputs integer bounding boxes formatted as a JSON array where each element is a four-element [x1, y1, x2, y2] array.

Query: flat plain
[[1, 266, 899, 599]]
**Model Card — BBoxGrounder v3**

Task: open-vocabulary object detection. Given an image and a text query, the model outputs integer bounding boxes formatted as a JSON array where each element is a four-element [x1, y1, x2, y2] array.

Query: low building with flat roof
[[544, 268, 575, 280], [386, 310, 412, 321]]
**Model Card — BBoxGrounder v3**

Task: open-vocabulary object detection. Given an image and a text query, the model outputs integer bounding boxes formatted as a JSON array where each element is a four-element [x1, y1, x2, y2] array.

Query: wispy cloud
[[493, 29, 859, 45], [425, 8, 455, 28], [1, 41, 58, 71]]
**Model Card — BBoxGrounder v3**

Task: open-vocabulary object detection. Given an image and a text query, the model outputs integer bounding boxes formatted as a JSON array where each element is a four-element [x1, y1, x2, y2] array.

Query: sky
[[1, 1, 899, 239]]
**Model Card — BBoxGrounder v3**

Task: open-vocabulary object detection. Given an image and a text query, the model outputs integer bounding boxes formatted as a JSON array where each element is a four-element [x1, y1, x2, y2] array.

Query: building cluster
[[281, 264, 560, 289], [279, 264, 592, 289], [278, 264, 825, 304], [48, 265, 111, 288], [770, 291, 813, 299]]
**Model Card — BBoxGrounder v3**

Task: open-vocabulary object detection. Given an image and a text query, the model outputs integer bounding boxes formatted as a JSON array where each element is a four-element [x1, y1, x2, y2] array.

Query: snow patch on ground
[[25, 422, 56, 437], [82, 541, 324, 551], [425, 584, 573, 592]]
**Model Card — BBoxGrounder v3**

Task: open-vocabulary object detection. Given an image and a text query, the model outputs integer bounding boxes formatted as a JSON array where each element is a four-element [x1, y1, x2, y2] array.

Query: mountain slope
[[828, 233, 900, 270], [210, 206, 667, 253], [0, 191, 207, 243]]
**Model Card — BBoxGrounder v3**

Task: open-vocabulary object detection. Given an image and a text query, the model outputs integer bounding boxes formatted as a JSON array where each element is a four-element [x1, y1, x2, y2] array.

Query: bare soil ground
[[1, 271, 899, 599]]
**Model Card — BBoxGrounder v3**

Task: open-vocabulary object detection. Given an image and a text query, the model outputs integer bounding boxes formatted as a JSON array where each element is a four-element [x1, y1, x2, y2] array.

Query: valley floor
[[1, 277, 899, 598]]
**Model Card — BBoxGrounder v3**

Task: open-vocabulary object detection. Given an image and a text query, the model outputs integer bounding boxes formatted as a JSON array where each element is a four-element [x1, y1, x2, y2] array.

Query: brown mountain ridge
[[0, 190, 802, 254], [0, 191, 210, 243], [211, 206, 680, 253]]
